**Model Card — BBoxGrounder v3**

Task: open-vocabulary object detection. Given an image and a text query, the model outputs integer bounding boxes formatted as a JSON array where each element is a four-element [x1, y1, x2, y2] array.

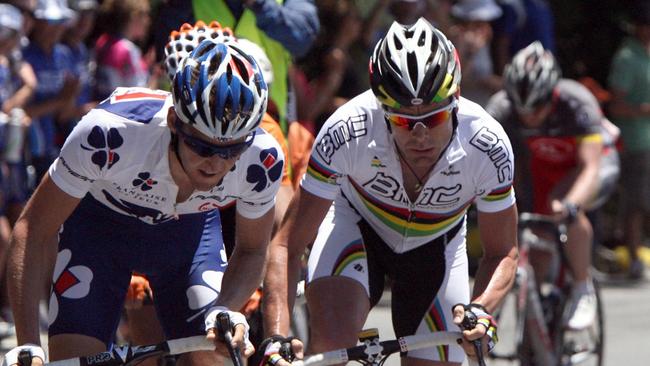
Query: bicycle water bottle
[[4, 108, 25, 163]]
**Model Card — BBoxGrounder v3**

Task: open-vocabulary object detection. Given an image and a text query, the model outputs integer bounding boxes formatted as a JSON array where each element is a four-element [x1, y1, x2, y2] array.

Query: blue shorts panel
[[48, 195, 226, 345]]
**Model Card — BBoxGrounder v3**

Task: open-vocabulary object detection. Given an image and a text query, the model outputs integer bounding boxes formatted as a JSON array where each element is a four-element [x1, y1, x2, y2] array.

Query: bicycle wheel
[[556, 277, 604, 366]]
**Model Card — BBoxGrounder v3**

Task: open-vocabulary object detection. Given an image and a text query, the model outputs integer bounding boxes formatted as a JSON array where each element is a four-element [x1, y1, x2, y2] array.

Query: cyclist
[[2, 39, 284, 366], [485, 41, 620, 330], [263, 18, 517, 365]]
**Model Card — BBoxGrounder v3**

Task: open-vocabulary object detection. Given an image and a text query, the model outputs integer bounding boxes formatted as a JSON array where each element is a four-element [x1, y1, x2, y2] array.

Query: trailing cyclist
[[485, 41, 620, 330], [263, 18, 518, 366], [2, 38, 283, 366]]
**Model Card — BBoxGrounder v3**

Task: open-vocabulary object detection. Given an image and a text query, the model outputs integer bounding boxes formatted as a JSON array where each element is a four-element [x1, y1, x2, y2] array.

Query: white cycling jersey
[[302, 90, 516, 253], [49, 87, 285, 225]]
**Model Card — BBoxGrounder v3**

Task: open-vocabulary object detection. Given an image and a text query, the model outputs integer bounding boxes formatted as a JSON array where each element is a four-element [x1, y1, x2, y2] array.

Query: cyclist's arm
[[7, 174, 82, 345], [471, 204, 519, 313], [215, 207, 275, 310], [562, 135, 603, 208], [263, 187, 332, 337]]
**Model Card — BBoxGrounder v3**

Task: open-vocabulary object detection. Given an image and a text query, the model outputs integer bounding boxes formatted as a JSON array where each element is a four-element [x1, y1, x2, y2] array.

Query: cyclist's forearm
[[564, 163, 599, 207], [216, 247, 268, 310], [7, 221, 48, 345], [471, 249, 518, 312], [262, 241, 300, 337]]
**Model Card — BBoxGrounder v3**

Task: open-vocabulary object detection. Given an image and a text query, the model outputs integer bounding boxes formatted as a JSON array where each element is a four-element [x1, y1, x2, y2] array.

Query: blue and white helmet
[[172, 40, 268, 140]]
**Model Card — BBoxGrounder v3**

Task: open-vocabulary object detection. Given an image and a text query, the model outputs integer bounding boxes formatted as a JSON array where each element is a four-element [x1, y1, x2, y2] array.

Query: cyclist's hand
[[259, 335, 304, 366], [452, 303, 498, 360], [204, 307, 254, 358], [125, 274, 152, 309], [2, 344, 45, 366]]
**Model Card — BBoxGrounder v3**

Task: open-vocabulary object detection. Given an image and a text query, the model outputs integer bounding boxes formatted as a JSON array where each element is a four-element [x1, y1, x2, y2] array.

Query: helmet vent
[[186, 34, 193, 41], [407, 52, 419, 91], [185, 45, 194, 53], [392, 36, 403, 50], [232, 56, 251, 84], [418, 32, 426, 46]]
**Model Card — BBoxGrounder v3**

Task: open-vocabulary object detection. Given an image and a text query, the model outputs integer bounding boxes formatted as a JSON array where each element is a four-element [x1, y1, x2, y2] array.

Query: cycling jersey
[[49, 87, 285, 224], [486, 79, 618, 213], [302, 90, 516, 253]]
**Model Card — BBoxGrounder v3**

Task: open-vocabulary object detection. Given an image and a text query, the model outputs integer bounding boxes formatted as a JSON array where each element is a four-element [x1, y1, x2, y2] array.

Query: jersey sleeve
[[300, 111, 361, 200], [260, 114, 292, 186], [48, 110, 123, 198], [236, 134, 286, 219], [470, 123, 517, 212]]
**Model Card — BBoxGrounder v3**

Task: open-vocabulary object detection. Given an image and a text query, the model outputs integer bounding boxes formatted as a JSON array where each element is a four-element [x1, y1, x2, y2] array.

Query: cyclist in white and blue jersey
[[263, 18, 518, 366], [2, 40, 284, 366]]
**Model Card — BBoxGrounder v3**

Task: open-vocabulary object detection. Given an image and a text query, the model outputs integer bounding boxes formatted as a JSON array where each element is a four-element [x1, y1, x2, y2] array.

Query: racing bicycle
[[490, 212, 604, 366]]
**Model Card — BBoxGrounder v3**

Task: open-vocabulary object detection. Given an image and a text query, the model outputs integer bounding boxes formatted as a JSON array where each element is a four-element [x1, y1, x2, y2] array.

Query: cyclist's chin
[[190, 169, 226, 191]]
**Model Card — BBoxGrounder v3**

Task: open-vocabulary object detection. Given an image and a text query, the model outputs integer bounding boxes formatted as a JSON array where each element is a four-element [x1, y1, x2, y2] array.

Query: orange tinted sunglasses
[[384, 99, 457, 131]]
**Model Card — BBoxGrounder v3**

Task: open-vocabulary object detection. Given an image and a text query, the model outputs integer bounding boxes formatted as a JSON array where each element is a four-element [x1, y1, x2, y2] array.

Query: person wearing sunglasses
[[3, 39, 285, 366], [262, 18, 517, 366], [485, 41, 620, 330]]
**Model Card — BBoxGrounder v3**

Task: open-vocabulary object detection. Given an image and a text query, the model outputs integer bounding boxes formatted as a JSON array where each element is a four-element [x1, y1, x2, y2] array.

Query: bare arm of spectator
[[608, 89, 650, 119], [244, 0, 320, 57], [2, 62, 36, 114], [24, 76, 79, 120]]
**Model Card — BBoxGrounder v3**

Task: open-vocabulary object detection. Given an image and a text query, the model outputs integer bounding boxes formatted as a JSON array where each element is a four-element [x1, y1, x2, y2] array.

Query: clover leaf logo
[[81, 126, 124, 170], [246, 147, 283, 192], [132, 172, 158, 191]]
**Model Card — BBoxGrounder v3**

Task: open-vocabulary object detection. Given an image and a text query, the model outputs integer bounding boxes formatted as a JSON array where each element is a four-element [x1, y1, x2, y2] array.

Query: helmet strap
[[171, 132, 189, 175]]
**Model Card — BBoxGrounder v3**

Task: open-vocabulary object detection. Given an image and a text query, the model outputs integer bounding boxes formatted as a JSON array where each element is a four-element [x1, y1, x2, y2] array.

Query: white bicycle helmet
[[164, 20, 235, 80], [504, 41, 561, 112], [172, 40, 268, 140], [369, 17, 461, 109]]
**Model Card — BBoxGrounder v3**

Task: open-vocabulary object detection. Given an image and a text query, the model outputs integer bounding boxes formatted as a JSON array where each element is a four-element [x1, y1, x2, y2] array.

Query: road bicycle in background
[[490, 213, 604, 366]]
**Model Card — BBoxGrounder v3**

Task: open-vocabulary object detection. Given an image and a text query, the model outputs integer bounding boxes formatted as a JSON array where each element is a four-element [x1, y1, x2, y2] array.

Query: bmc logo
[[470, 127, 513, 183], [315, 114, 368, 164]]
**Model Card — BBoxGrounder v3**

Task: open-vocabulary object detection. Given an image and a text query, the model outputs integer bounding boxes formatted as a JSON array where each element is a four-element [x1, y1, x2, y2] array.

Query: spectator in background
[[607, 1, 650, 279], [94, 0, 150, 101], [60, 0, 98, 133], [448, 0, 502, 107], [22, 0, 78, 181], [152, 0, 319, 133], [492, 0, 556, 75], [0, 2, 27, 338], [295, 0, 363, 131]]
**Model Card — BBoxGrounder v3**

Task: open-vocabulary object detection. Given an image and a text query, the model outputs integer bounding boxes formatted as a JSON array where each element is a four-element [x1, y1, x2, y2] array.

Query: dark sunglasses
[[384, 99, 458, 131], [176, 126, 255, 159]]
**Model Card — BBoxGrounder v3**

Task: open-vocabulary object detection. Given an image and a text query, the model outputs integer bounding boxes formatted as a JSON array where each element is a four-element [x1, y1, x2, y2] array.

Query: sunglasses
[[176, 126, 255, 159], [384, 99, 458, 131]]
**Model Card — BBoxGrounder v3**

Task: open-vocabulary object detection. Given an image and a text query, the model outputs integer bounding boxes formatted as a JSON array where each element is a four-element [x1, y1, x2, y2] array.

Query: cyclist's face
[[517, 103, 552, 128], [387, 100, 455, 168], [169, 111, 245, 191]]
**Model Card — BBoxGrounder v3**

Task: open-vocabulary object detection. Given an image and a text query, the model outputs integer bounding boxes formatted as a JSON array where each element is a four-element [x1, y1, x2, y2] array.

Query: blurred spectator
[[492, 0, 556, 75], [94, 0, 150, 100], [22, 0, 78, 181], [60, 0, 98, 130], [607, 1, 650, 279], [295, 0, 363, 130], [152, 0, 320, 133], [448, 0, 502, 106]]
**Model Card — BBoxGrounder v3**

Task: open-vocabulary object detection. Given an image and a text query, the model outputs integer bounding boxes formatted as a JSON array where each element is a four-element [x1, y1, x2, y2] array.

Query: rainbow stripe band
[[332, 240, 365, 276], [349, 179, 471, 237], [483, 184, 513, 202], [423, 299, 449, 362], [307, 158, 339, 185]]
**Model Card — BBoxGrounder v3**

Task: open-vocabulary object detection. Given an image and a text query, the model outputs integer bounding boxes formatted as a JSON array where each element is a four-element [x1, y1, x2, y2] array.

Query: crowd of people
[[0, 0, 647, 365]]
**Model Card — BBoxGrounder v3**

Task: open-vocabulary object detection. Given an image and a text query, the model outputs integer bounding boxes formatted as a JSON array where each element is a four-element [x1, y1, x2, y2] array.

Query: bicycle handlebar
[[44, 336, 213, 366], [518, 212, 569, 245], [291, 331, 465, 366]]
